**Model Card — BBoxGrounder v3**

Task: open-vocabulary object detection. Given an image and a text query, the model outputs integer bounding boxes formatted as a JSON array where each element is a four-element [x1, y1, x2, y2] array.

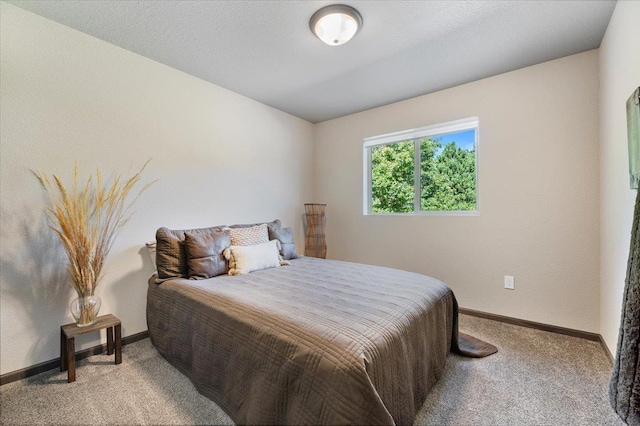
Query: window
[[363, 117, 478, 215]]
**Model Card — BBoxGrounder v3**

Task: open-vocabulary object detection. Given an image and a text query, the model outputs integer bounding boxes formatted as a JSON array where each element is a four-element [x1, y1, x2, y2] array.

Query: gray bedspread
[[147, 257, 457, 425]]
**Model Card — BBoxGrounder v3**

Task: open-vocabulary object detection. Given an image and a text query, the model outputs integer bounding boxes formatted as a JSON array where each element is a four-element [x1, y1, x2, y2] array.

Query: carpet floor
[[0, 314, 622, 425]]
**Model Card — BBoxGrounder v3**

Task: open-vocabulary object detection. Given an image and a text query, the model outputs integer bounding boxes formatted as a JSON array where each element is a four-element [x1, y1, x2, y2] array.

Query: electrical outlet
[[504, 275, 515, 290]]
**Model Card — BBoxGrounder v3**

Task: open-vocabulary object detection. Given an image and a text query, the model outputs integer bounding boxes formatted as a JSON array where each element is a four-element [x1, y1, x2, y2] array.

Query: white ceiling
[[10, 1, 616, 123]]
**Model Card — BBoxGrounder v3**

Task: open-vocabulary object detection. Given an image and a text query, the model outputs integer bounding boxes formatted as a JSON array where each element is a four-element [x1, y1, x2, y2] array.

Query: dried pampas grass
[[35, 160, 154, 297]]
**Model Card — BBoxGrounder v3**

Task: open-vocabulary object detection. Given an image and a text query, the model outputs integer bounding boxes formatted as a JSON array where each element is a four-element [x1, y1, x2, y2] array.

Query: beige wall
[[314, 51, 601, 332], [0, 3, 314, 375], [1, 0, 623, 377], [599, 0, 640, 354]]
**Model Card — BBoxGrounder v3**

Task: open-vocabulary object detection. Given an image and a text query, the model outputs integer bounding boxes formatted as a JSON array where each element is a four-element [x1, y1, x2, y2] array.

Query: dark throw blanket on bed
[[610, 188, 640, 425], [147, 257, 496, 425]]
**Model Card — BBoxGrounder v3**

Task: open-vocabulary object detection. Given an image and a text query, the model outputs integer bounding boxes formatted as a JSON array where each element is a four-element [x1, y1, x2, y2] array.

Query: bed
[[147, 245, 495, 425]]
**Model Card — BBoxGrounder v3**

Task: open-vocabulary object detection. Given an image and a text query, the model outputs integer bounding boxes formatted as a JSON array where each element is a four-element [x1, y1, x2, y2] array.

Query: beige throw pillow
[[223, 239, 283, 275], [227, 224, 269, 246], [229, 219, 281, 230]]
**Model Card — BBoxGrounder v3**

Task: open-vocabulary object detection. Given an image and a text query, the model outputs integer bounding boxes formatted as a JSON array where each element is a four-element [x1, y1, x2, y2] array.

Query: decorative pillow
[[267, 226, 299, 260], [156, 225, 226, 279], [229, 219, 281, 230], [184, 230, 230, 279], [223, 239, 283, 276], [145, 241, 157, 270], [227, 224, 269, 246]]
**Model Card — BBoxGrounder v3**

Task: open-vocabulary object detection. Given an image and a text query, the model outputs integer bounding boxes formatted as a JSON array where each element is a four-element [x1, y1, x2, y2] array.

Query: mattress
[[147, 256, 458, 425]]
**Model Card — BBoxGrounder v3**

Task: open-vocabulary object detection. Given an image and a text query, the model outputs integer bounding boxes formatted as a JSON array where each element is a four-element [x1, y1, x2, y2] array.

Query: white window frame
[[363, 117, 479, 216]]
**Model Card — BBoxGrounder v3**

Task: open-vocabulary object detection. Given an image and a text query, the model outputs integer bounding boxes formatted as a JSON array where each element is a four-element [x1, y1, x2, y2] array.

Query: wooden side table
[[60, 314, 122, 383]]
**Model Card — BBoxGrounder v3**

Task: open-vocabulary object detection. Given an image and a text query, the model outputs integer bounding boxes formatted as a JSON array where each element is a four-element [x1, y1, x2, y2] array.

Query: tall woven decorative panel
[[610, 187, 640, 425], [304, 203, 327, 259]]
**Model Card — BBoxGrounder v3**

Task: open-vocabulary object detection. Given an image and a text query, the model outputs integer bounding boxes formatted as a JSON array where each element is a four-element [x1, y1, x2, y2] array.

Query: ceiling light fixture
[[310, 4, 363, 46]]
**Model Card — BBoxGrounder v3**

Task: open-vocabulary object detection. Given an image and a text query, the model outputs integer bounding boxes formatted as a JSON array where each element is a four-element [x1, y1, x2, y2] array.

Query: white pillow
[[223, 239, 282, 275], [145, 241, 157, 270]]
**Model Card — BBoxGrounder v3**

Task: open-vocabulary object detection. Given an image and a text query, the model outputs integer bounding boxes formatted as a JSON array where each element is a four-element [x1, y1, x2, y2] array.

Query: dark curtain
[[610, 187, 640, 425]]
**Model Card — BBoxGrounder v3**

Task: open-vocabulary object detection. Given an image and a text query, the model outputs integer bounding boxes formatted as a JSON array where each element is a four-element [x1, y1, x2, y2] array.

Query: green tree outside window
[[371, 133, 476, 213]]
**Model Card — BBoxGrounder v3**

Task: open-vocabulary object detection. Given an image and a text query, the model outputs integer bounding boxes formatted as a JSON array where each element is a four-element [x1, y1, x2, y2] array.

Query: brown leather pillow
[[155, 225, 226, 279], [267, 226, 299, 260], [184, 230, 231, 279]]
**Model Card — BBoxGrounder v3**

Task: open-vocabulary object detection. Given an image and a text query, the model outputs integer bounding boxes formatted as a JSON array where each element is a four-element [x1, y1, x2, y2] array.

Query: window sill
[[364, 210, 480, 217]]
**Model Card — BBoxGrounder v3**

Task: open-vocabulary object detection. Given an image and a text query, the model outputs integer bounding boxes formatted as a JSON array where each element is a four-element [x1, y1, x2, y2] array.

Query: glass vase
[[70, 295, 102, 327]]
